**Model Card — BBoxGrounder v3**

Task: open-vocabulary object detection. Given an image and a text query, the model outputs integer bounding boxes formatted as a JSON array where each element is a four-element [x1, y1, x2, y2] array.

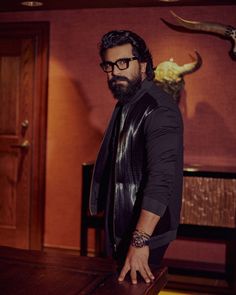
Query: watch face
[[132, 235, 150, 248], [134, 238, 144, 248]]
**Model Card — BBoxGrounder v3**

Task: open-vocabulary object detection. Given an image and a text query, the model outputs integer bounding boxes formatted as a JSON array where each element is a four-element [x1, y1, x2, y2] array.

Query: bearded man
[[89, 30, 183, 285]]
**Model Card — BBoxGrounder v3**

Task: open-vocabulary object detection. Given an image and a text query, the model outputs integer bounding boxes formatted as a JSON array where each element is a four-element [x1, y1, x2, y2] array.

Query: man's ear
[[140, 62, 147, 74]]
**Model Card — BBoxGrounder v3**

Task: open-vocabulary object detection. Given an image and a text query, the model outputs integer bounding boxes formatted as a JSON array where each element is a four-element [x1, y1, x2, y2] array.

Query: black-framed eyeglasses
[[100, 57, 138, 73]]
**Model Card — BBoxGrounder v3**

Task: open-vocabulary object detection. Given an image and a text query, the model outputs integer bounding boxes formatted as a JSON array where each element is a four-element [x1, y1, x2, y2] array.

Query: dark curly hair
[[99, 30, 154, 80]]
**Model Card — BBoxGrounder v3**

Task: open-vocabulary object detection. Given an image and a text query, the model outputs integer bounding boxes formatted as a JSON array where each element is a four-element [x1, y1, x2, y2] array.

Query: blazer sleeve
[[142, 105, 183, 217]]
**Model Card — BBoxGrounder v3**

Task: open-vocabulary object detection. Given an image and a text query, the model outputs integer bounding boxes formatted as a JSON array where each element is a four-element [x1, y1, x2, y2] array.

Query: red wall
[[1, 6, 235, 262]]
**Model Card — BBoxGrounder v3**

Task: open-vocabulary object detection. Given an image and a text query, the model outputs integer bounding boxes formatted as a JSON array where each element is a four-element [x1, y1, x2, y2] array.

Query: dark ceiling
[[1, 0, 236, 12]]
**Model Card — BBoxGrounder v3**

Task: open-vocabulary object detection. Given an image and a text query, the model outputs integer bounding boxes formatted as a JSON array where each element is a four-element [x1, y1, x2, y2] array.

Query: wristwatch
[[131, 230, 150, 248]]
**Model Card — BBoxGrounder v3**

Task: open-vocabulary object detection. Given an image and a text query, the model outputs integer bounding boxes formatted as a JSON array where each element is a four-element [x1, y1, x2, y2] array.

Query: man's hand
[[118, 246, 155, 284]]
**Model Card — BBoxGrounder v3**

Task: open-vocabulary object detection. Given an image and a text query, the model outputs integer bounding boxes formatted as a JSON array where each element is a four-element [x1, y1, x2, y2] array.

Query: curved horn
[[180, 51, 202, 76], [170, 11, 236, 56], [170, 11, 227, 35]]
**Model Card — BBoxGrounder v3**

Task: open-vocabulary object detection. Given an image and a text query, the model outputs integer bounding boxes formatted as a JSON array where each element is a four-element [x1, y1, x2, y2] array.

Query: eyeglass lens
[[100, 57, 138, 73]]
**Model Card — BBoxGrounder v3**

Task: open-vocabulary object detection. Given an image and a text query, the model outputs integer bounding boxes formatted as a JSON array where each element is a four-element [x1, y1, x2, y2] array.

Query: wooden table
[[0, 246, 168, 295]]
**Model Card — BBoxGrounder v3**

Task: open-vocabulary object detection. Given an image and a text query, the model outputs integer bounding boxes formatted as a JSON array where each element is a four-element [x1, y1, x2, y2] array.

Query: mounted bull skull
[[154, 51, 202, 103], [170, 11, 236, 58]]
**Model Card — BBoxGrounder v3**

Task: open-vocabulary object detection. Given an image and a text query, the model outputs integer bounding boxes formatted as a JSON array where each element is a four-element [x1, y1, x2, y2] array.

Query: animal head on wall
[[165, 11, 236, 60], [154, 51, 202, 103]]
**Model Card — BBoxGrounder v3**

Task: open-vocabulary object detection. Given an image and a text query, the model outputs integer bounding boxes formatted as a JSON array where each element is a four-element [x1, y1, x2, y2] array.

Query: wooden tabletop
[[0, 246, 168, 295]]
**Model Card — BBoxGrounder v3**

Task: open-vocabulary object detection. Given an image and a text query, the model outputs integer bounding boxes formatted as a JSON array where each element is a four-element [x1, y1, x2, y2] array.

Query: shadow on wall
[[181, 98, 236, 167], [73, 79, 104, 163]]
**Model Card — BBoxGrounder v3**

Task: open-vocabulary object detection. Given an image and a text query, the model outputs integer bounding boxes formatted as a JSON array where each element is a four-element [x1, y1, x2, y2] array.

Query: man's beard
[[108, 74, 142, 104]]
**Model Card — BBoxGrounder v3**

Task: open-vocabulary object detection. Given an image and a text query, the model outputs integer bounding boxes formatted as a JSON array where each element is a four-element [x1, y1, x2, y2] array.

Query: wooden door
[[0, 23, 49, 250]]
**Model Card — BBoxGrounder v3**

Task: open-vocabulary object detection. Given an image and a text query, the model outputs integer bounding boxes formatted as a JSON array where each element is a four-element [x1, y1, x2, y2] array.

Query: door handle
[[11, 140, 30, 151], [21, 119, 29, 129]]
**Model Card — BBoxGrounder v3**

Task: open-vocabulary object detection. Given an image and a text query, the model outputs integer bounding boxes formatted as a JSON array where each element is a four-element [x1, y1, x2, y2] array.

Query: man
[[89, 30, 183, 284]]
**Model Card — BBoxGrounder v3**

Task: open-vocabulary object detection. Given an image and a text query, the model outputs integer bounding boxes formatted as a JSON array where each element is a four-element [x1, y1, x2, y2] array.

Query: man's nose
[[112, 64, 122, 76]]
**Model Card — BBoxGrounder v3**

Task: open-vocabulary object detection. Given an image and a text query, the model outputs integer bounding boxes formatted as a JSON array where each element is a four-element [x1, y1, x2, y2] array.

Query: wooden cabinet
[[168, 167, 236, 294]]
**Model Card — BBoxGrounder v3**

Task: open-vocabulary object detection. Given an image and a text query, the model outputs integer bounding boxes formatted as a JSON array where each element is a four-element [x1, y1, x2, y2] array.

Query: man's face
[[103, 43, 147, 103]]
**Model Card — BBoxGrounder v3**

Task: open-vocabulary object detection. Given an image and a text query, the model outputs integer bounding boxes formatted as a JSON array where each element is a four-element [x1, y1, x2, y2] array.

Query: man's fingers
[[130, 268, 137, 284], [118, 264, 130, 282], [138, 266, 151, 283], [143, 264, 155, 281], [138, 261, 154, 283]]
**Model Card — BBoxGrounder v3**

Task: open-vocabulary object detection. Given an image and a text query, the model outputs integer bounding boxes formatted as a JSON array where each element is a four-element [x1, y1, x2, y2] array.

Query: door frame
[[0, 22, 49, 250]]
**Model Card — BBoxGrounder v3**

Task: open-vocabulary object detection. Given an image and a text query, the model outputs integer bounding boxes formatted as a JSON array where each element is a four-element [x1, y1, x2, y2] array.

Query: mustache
[[109, 76, 130, 84]]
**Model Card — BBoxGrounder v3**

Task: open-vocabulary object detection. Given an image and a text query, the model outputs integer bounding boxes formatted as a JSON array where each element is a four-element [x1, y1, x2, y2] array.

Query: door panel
[[0, 56, 19, 134], [0, 23, 49, 250], [0, 152, 17, 227]]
